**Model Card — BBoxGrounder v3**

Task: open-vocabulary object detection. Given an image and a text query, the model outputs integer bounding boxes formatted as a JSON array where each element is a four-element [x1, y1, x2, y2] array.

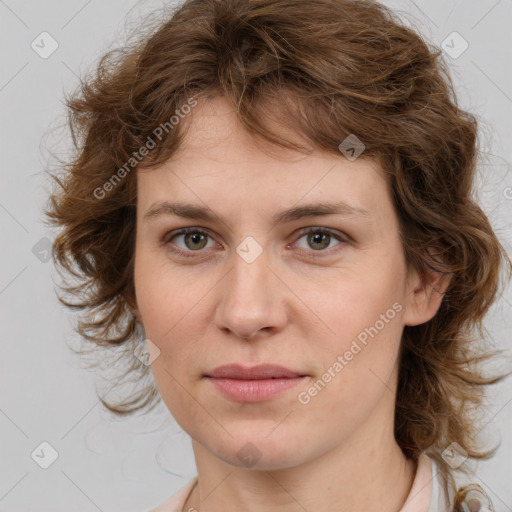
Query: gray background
[[1, 0, 511, 510]]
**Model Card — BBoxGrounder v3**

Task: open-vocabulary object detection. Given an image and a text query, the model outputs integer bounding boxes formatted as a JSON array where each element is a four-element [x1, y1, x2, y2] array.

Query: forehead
[[136, 96, 391, 226]]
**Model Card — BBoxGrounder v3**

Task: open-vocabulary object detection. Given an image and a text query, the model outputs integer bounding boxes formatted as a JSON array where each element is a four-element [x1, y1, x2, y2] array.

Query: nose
[[214, 243, 289, 341]]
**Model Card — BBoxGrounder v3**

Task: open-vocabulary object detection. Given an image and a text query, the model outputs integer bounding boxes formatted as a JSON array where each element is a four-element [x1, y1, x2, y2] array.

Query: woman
[[45, 0, 510, 510]]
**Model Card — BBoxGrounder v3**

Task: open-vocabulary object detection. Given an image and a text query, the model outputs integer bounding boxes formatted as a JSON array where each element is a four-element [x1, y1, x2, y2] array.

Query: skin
[[133, 95, 450, 512]]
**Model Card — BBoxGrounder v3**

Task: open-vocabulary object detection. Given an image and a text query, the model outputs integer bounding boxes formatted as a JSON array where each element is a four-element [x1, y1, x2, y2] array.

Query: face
[[133, 96, 434, 471]]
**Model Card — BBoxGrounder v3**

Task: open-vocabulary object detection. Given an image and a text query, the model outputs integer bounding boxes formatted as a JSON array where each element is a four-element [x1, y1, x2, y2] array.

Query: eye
[[161, 226, 348, 259], [293, 227, 347, 257], [161, 227, 217, 258]]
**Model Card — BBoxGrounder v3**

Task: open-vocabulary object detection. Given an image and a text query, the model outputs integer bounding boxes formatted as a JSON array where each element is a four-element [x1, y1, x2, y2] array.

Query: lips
[[206, 364, 304, 380], [204, 364, 308, 403]]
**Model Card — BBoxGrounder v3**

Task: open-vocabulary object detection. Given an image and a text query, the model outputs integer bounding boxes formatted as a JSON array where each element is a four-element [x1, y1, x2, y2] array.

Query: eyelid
[[294, 226, 351, 244]]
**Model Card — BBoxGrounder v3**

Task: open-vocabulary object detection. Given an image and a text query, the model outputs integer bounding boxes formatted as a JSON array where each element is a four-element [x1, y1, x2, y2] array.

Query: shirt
[[147, 453, 478, 512]]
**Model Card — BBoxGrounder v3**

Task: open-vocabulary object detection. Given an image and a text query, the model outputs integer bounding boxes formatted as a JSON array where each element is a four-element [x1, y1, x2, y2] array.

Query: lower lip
[[205, 376, 307, 403]]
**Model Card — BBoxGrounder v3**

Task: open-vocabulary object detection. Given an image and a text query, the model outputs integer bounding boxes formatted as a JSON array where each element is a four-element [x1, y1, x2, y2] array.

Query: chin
[[208, 430, 311, 471]]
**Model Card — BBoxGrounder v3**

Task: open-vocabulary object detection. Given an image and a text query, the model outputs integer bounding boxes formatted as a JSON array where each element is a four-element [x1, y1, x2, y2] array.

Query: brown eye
[[306, 231, 332, 250], [294, 228, 346, 254], [162, 228, 215, 257], [181, 231, 209, 250]]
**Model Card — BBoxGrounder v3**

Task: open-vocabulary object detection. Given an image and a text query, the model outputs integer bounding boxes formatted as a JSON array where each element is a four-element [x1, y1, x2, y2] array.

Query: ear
[[402, 254, 452, 327]]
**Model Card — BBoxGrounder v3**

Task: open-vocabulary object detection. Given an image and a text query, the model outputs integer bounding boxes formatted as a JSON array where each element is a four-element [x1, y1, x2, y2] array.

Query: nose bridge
[[215, 235, 285, 339], [233, 237, 272, 298]]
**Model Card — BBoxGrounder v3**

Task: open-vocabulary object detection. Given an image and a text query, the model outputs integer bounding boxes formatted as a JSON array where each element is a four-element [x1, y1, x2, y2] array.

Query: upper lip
[[206, 364, 305, 380]]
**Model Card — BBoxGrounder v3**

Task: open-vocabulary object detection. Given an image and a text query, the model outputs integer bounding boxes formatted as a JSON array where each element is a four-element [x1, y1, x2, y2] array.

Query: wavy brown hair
[[44, 0, 511, 490]]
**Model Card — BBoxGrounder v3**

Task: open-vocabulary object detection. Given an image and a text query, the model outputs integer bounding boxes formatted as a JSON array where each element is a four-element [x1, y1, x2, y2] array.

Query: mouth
[[205, 363, 306, 380], [204, 364, 309, 403]]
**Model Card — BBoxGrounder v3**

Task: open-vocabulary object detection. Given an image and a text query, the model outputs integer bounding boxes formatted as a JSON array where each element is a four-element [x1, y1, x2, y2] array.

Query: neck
[[186, 429, 416, 512]]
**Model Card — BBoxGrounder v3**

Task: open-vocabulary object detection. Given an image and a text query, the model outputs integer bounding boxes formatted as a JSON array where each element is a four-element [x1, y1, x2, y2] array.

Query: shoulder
[[148, 476, 198, 512], [427, 455, 454, 511], [428, 455, 495, 512]]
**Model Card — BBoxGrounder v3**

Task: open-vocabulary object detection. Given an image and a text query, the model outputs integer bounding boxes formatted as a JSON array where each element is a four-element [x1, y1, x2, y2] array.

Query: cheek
[[316, 265, 404, 346], [134, 262, 204, 420], [134, 251, 202, 336], [133, 255, 214, 401], [298, 298, 403, 440], [310, 269, 405, 396]]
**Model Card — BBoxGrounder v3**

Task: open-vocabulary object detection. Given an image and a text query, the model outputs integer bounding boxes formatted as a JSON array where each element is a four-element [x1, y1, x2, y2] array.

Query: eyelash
[[160, 226, 349, 260]]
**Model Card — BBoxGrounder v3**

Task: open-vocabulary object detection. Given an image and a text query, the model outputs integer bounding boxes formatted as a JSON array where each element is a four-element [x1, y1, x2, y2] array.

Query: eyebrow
[[143, 200, 371, 227]]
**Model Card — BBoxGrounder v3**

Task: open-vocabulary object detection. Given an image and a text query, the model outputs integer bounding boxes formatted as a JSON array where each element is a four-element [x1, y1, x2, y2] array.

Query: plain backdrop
[[1, 0, 511, 511]]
